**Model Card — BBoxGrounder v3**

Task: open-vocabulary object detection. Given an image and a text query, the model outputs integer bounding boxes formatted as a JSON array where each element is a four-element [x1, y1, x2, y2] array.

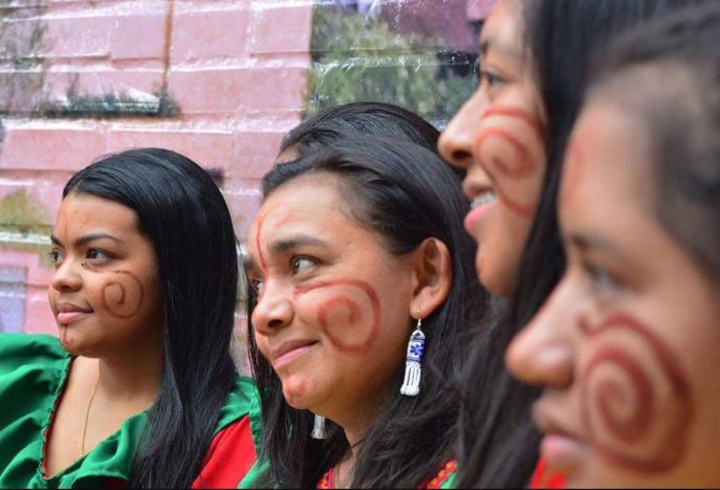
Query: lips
[[56, 302, 93, 326], [533, 401, 588, 474], [270, 339, 318, 370]]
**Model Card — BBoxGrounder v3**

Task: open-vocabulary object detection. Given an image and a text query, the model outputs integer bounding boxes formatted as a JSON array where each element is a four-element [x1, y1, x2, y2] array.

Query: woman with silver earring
[[243, 124, 486, 488]]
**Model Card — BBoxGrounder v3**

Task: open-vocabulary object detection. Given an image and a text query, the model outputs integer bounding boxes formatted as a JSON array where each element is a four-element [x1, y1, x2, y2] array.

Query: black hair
[[280, 102, 440, 157], [459, 0, 712, 487], [249, 137, 486, 488], [591, 1, 720, 284], [63, 148, 239, 488]]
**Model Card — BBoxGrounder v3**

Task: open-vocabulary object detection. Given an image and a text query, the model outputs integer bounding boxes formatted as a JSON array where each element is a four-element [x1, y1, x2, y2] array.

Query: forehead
[[480, 0, 525, 56], [561, 101, 654, 229], [249, 173, 366, 246], [55, 193, 139, 234]]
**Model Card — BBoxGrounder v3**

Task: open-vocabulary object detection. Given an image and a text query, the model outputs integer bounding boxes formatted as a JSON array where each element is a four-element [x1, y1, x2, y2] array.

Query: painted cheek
[[295, 279, 381, 355], [474, 106, 546, 218], [82, 263, 146, 319], [578, 313, 693, 473]]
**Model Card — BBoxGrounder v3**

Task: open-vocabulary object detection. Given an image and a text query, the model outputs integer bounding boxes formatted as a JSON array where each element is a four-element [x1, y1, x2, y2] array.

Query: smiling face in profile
[[507, 99, 720, 487], [439, 0, 546, 296], [48, 192, 163, 357], [246, 173, 420, 430]]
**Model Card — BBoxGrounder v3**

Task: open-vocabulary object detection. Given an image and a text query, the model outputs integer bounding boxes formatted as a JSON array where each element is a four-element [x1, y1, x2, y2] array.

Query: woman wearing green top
[[0, 148, 261, 488]]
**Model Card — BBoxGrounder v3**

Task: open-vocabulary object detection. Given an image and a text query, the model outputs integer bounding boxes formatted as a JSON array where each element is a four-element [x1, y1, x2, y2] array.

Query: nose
[[438, 90, 487, 171], [251, 278, 294, 335], [50, 258, 83, 293], [505, 281, 576, 389]]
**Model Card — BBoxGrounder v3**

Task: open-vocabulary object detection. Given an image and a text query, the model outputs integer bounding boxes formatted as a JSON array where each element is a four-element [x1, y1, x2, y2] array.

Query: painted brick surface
[[0, 0, 492, 369], [0, 0, 313, 350]]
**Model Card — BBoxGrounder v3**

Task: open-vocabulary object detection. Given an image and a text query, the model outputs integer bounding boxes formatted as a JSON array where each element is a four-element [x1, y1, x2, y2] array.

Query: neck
[[335, 448, 358, 489], [95, 335, 164, 405]]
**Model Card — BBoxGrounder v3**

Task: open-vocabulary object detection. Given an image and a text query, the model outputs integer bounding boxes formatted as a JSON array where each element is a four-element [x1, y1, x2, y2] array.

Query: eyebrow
[[50, 233, 122, 248], [568, 233, 624, 259], [479, 35, 522, 61], [269, 235, 328, 255]]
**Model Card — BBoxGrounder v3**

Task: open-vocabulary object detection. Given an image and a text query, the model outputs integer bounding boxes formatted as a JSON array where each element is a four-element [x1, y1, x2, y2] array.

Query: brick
[[108, 126, 236, 170], [108, 126, 284, 179], [0, 122, 107, 172], [250, 3, 313, 55], [43, 69, 164, 101], [171, 8, 251, 63], [44, 16, 113, 58], [168, 66, 308, 115], [23, 290, 56, 335], [223, 189, 262, 239], [111, 14, 167, 60]]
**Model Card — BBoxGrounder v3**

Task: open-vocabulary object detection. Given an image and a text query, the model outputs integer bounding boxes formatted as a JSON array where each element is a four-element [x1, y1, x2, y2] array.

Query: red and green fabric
[[0, 333, 262, 489]]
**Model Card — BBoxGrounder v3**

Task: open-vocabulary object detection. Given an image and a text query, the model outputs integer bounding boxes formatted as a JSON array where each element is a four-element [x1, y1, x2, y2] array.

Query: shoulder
[[189, 376, 265, 489], [0, 334, 71, 488], [215, 376, 261, 444], [0, 333, 67, 375], [192, 416, 257, 489]]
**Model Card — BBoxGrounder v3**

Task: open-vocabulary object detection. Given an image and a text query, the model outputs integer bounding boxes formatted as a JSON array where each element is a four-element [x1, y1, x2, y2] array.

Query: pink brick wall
[[0, 0, 491, 350], [0, 0, 314, 338]]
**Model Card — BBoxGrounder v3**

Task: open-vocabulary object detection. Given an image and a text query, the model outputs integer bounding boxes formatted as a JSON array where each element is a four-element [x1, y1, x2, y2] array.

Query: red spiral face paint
[[474, 105, 546, 218], [82, 263, 145, 319], [48, 192, 162, 355], [481, 106, 546, 141], [249, 175, 419, 420], [578, 313, 693, 473], [295, 278, 381, 355]]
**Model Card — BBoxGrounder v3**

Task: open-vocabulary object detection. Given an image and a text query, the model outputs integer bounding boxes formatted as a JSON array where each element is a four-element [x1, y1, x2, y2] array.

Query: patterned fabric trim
[[423, 459, 457, 489], [317, 466, 334, 489]]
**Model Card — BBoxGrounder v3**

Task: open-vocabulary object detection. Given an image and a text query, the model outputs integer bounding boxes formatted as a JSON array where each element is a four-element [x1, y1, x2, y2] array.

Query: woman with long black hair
[[0, 148, 261, 488], [438, 0, 710, 486], [245, 137, 484, 488]]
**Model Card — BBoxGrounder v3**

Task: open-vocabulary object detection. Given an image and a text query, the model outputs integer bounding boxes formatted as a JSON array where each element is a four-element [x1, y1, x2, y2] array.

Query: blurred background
[[0, 0, 494, 356]]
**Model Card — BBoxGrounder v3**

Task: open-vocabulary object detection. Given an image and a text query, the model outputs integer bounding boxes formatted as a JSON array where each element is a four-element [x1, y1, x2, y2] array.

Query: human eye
[[250, 278, 264, 296], [86, 248, 112, 262], [475, 57, 506, 89], [479, 69, 506, 89], [47, 249, 64, 268], [581, 260, 620, 292], [291, 256, 317, 276]]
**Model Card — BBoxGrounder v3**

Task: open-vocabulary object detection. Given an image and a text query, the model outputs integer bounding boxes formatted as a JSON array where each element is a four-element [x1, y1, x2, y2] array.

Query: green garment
[[441, 471, 457, 489], [0, 333, 262, 489]]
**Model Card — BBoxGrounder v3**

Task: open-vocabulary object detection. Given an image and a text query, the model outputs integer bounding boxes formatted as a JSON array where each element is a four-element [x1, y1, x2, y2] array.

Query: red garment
[[317, 459, 457, 489], [529, 458, 567, 489], [191, 416, 257, 489]]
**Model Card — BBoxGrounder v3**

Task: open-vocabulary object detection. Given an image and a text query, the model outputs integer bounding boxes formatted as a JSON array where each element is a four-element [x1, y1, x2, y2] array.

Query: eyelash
[[48, 250, 63, 268], [291, 256, 317, 275], [479, 69, 505, 88], [47, 248, 112, 269], [86, 248, 111, 261], [581, 261, 618, 292]]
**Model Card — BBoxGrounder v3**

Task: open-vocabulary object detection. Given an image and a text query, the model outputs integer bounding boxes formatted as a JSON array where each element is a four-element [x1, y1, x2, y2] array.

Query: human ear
[[409, 237, 452, 319]]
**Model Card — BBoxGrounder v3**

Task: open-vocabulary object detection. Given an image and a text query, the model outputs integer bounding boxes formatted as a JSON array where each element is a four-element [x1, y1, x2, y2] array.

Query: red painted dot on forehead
[[255, 215, 268, 273]]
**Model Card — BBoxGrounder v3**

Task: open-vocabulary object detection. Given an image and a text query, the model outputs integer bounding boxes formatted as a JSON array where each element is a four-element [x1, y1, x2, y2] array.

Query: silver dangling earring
[[400, 317, 425, 397], [311, 414, 327, 440]]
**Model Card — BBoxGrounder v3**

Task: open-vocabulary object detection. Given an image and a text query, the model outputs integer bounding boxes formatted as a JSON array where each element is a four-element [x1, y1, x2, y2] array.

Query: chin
[[479, 267, 513, 298]]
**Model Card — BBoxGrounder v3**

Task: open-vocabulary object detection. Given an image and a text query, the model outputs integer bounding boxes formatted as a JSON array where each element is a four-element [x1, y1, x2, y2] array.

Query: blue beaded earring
[[400, 317, 425, 397]]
